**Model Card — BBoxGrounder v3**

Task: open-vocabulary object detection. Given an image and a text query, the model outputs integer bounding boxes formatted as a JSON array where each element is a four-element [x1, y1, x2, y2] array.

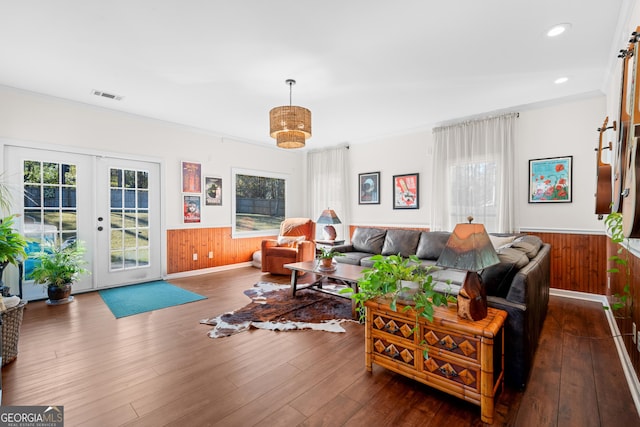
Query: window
[[232, 168, 287, 237], [449, 160, 498, 231], [109, 167, 150, 270]]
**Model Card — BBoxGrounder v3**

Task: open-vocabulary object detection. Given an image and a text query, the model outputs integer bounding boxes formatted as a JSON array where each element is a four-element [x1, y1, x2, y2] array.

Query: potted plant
[[30, 240, 89, 304], [341, 253, 454, 323], [0, 215, 28, 295], [604, 211, 631, 315], [317, 247, 345, 269]]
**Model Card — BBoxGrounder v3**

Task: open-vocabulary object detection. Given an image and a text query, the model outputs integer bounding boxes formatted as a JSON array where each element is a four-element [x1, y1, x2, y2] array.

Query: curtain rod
[[433, 112, 519, 132]]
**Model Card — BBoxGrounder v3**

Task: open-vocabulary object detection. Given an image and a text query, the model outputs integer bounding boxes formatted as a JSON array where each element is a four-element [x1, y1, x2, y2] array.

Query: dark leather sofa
[[333, 226, 551, 389]]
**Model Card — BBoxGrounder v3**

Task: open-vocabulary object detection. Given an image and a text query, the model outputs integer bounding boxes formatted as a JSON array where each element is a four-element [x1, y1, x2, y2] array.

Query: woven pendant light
[[269, 79, 311, 149]]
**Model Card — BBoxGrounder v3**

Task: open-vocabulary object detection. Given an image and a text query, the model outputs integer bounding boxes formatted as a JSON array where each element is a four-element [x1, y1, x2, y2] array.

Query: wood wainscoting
[[527, 231, 608, 295], [166, 227, 273, 274]]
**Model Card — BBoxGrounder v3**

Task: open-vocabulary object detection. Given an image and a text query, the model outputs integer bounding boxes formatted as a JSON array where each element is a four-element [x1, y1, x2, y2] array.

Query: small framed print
[[528, 156, 572, 203], [181, 161, 202, 193], [205, 177, 222, 206], [393, 173, 419, 209], [183, 195, 201, 223], [359, 172, 380, 204]]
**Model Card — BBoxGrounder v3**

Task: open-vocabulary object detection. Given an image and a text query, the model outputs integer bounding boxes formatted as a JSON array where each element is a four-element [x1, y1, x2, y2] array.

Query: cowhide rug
[[200, 281, 355, 338]]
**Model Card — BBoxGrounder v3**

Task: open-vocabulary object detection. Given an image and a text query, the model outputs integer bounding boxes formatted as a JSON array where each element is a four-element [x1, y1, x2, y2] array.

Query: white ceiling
[[0, 1, 629, 149]]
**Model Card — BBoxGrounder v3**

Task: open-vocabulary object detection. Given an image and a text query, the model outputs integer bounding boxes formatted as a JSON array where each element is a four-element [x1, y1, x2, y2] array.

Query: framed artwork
[[529, 156, 572, 203], [182, 161, 202, 193], [205, 177, 222, 206], [393, 173, 419, 209], [183, 195, 201, 223], [358, 172, 380, 204]]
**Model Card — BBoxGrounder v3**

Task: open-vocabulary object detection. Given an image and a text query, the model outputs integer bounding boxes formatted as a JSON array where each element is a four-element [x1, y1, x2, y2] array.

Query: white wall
[[349, 131, 433, 228], [516, 95, 607, 233], [0, 86, 307, 229], [348, 94, 607, 233]]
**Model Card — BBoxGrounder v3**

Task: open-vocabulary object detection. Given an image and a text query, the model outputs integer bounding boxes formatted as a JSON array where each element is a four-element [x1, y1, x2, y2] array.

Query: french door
[[4, 145, 162, 300]]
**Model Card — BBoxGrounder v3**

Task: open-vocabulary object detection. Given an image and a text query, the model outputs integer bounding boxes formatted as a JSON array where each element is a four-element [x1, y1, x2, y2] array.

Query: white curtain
[[431, 113, 517, 233], [307, 146, 350, 240]]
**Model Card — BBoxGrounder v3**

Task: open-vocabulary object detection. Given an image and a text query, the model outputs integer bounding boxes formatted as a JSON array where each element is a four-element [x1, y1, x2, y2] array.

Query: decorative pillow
[[489, 234, 516, 250], [276, 235, 306, 247], [497, 247, 529, 269], [381, 229, 421, 257], [416, 232, 451, 260], [511, 235, 543, 259], [351, 227, 387, 254]]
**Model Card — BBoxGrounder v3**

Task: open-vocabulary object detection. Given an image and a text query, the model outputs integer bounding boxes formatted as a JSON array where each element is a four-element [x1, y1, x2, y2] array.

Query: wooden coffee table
[[283, 261, 365, 297]]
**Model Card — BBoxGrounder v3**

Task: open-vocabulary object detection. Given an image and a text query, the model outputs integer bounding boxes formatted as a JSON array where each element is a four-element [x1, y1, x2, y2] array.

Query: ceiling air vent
[[92, 90, 123, 101]]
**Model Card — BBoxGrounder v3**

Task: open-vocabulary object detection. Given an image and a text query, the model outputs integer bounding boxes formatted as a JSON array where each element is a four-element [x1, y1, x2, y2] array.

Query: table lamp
[[317, 209, 342, 240], [436, 217, 499, 321]]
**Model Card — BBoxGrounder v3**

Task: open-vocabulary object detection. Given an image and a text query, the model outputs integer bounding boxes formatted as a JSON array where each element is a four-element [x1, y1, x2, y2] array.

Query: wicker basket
[[2, 300, 26, 366]]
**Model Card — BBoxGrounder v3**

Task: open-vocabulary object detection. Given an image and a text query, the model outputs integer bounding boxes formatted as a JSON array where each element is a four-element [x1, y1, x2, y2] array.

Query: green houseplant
[[30, 241, 89, 304], [604, 211, 632, 315], [341, 254, 454, 323], [0, 215, 28, 294], [317, 247, 345, 269]]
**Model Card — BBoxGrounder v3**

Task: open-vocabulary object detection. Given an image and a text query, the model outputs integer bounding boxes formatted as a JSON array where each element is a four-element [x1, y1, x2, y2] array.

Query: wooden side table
[[365, 298, 507, 424]]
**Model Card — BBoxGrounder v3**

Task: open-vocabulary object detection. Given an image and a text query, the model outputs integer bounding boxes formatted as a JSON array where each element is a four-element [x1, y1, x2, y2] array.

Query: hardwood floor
[[2, 266, 639, 426]]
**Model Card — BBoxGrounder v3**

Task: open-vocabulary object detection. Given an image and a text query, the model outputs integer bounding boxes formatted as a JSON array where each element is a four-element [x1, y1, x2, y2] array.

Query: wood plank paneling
[[527, 232, 607, 294], [166, 227, 275, 274]]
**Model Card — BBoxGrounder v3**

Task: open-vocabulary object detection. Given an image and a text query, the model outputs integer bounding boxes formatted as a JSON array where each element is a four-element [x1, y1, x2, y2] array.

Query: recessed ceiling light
[[547, 23, 571, 38], [554, 77, 569, 84]]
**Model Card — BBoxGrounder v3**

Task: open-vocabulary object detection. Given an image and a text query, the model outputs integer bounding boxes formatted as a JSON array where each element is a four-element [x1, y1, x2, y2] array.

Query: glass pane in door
[[109, 168, 150, 271], [22, 160, 78, 278]]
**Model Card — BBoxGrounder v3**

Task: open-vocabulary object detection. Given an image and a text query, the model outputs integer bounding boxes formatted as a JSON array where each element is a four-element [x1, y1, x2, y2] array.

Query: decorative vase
[[47, 283, 73, 304]]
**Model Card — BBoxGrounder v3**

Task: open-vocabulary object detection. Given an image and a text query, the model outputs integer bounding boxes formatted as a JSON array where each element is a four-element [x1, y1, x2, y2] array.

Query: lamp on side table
[[436, 216, 499, 321], [316, 208, 342, 241]]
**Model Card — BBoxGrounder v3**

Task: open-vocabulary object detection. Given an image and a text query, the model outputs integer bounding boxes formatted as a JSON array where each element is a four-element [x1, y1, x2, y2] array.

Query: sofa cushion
[[416, 231, 451, 260], [381, 229, 421, 257], [335, 251, 373, 266], [427, 267, 467, 286], [351, 227, 387, 254], [481, 247, 529, 297], [512, 235, 543, 259]]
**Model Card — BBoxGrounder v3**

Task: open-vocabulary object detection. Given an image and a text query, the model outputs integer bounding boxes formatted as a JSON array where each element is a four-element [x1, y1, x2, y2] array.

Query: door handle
[[97, 226, 104, 231]]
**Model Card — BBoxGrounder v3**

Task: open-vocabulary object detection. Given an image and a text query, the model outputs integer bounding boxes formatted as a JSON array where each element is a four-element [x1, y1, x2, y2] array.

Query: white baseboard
[[550, 288, 640, 418], [164, 261, 255, 280]]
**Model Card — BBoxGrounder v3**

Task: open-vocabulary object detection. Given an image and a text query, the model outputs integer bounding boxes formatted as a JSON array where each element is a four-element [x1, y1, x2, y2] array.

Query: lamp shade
[[436, 220, 498, 321], [436, 223, 499, 272], [316, 209, 342, 225]]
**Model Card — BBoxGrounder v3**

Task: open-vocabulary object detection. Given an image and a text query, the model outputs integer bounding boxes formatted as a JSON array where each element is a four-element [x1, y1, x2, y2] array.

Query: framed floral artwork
[[393, 173, 419, 209], [358, 172, 380, 204], [528, 156, 572, 203]]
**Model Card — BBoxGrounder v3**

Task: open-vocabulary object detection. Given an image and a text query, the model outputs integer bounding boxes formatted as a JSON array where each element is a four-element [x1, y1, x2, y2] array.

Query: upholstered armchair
[[261, 218, 316, 275]]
